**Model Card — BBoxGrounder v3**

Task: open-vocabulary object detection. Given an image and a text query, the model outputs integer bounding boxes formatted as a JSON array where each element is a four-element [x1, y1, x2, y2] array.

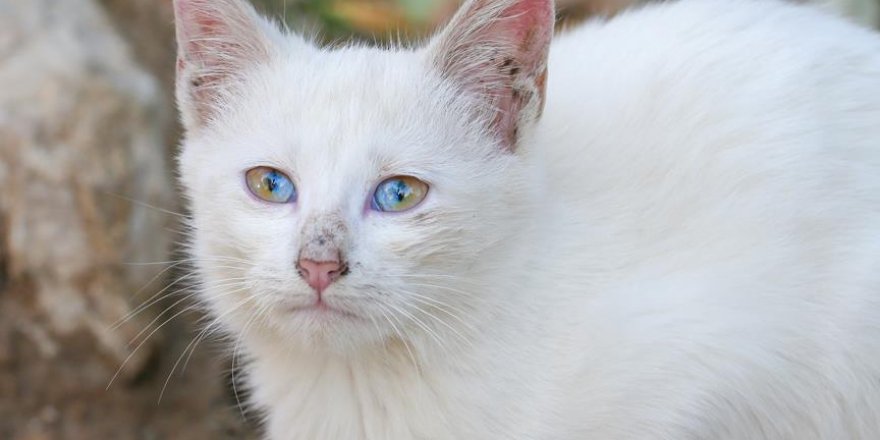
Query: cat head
[[174, 0, 553, 355]]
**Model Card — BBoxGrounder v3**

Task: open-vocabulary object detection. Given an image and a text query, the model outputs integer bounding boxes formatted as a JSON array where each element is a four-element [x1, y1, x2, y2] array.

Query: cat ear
[[173, 0, 281, 131], [429, 0, 554, 151]]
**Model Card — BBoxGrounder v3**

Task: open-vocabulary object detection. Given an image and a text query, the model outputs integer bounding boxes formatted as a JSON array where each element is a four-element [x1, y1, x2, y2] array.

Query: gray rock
[[0, 0, 173, 375]]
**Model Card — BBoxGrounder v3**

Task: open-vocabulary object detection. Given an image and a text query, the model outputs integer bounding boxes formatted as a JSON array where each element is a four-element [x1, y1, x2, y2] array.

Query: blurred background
[[0, 0, 877, 438]]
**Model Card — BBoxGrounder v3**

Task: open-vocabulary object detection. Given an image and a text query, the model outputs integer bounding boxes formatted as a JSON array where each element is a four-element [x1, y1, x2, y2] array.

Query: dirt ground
[[0, 280, 259, 440]]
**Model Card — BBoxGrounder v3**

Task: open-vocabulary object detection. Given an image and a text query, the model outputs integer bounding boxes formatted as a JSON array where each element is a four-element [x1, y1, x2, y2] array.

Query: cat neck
[[243, 297, 562, 438]]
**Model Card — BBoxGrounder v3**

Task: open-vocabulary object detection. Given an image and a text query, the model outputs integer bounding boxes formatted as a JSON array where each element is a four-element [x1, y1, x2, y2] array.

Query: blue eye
[[372, 176, 429, 212], [246, 167, 296, 203]]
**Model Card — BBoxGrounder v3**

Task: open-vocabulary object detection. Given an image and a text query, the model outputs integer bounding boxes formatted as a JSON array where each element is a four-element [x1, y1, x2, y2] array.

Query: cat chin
[[285, 302, 362, 320], [240, 299, 397, 355]]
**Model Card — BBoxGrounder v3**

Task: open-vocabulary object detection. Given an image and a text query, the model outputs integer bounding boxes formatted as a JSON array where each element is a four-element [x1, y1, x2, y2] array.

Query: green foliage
[[251, 0, 450, 42]]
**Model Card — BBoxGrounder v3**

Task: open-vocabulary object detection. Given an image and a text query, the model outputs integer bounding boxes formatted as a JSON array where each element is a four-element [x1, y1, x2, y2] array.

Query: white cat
[[173, 0, 880, 438]]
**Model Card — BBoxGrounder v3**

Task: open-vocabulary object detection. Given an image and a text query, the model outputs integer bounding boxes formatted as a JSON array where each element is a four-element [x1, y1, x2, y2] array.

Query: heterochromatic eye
[[246, 167, 296, 203], [372, 176, 429, 212]]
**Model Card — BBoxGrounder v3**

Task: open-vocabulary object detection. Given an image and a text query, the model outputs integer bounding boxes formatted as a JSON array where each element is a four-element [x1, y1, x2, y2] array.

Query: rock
[[0, 0, 258, 437], [0, 0, 172, 382]]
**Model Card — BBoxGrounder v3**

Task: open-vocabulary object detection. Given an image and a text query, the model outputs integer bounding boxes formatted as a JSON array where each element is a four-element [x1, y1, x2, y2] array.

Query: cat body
[[173, 0, 880, 438]]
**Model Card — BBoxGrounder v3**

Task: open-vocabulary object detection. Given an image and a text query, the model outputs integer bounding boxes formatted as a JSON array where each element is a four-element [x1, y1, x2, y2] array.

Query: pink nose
[[297, 259, 345, 293]]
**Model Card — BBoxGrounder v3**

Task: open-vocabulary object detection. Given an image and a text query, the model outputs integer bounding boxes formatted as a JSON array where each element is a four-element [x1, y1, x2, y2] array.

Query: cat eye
[[246, 167, 297, 203], [372, 176, 429, 212]]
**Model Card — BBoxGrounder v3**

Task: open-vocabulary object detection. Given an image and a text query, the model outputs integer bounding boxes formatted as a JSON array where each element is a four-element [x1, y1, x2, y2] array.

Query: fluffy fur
[[174, 0, 880, 438]]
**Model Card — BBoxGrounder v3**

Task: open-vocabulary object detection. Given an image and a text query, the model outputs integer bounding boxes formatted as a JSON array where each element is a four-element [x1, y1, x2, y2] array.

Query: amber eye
[[245, 167, 296, 203], [371, 176, 429, 212]]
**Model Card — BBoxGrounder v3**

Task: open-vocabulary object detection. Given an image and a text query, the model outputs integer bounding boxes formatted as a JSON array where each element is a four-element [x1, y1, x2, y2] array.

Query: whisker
[[108, 284, 252, 391], [124, 260, 189, 300], [399, 290, 475, 323], [376, 304, 421, 374], [115, 272, 251, 331], [113, 272, 199, 330], [123, 255, 257, 267], [127, 281, 249, 346], [158, 293, 257, 403], [107, 304, 198, 391], [105, 192, 189, 219], [386, 301, 448, 354], [230, 311, 260, 419], [400, 293, 475, 348]]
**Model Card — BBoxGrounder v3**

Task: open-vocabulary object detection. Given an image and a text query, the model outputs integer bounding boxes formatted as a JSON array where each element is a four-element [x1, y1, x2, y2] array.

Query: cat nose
[[296, 258, 346, 293]]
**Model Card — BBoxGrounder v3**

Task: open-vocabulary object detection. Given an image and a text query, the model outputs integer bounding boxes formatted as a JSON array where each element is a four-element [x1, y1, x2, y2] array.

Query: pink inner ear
[[173, 0, 273, 127], [175, 0, 230, 61], [448, 0, 553, 150], [494, 0, 553, 148], [499, 0, 554, 59]]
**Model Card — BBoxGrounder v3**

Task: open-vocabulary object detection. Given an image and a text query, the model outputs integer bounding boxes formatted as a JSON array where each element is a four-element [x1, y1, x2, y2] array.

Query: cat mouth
[[287, 301, 362, 320]]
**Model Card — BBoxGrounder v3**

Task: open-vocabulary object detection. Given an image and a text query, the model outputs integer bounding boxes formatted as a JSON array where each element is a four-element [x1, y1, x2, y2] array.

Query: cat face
[[174, 0, 552, 354]]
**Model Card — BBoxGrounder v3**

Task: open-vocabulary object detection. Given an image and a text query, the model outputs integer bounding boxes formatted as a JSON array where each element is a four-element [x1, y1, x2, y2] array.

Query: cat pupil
[[395, 183, 406, 201]]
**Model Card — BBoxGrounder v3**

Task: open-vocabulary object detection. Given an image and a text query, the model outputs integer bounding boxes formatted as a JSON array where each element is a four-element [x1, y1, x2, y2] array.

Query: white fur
[[175, 0, 880, 438]]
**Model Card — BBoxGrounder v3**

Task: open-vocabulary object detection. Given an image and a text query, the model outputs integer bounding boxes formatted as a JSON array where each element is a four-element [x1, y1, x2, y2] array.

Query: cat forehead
[[213, 45, 472, 162], [263, 46, 435, 117]]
